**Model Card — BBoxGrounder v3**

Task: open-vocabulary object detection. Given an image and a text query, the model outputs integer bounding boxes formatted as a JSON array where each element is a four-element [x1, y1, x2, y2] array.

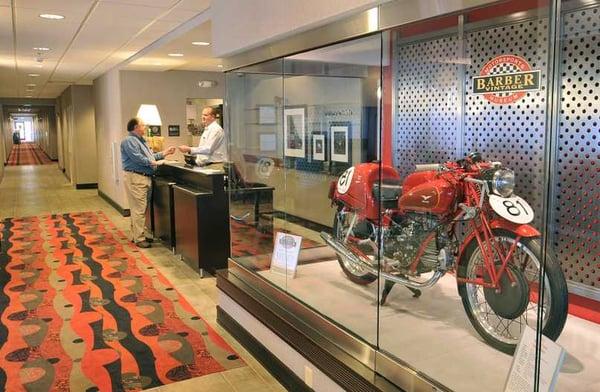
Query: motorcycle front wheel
[[457, 229, 568, 355], [333, 209, 377, 285]]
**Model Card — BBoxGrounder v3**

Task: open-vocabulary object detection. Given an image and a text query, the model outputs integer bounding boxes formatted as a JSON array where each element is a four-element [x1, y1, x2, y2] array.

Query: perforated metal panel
[[552, 6, 600, 288], [395, 36, 462, 178], [463, 20, 549, 227]]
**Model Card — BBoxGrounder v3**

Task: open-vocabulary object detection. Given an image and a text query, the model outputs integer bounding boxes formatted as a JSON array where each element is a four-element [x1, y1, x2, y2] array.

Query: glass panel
[[226, 59, 288, 291], [544, 0, 600, 390], [379, 2, 556, 390], [273, 35, 383, 343]]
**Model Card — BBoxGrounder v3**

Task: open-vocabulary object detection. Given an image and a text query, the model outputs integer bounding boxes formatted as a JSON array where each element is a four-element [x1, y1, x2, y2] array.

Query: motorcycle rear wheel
[[333, 209, 377, 285], [457, 229, 568, 355]]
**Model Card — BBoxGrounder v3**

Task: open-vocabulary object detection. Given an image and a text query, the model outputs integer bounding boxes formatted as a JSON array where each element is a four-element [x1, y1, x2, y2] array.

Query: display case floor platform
[[257, 258, 600, 392]]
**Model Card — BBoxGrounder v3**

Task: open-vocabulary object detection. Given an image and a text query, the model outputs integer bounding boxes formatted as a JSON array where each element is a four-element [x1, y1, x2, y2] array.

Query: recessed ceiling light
[[33, 47, 51, 51], [26, 84, 37, 87], [168, 53, 184, 57], [35, 64, 43, 68], [39, 13, 65, 20], [25, 95, 33, 98], [28, 73, 40, 77], [217, 64, 223, 68], [192, 41, 210, 46]]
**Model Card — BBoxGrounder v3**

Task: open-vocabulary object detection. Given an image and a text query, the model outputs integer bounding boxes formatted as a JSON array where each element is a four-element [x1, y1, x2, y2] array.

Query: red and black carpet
[[7, 143, 53, 166], [0, 211, 244, 391]]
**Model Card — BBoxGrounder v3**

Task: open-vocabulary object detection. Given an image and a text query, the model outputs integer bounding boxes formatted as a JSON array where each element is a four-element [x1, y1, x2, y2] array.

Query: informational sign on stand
[[504, 326, 565, 392], [270, 232, 302, 278]]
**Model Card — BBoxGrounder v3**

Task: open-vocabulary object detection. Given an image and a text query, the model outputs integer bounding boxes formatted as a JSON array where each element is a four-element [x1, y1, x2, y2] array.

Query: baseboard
[[75, 183, 98, 190], [217, 307, 312, 392], [98, 189, 130, 217]]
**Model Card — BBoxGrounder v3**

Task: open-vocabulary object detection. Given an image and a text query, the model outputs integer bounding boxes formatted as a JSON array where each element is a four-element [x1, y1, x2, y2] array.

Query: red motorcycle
[[321, 152, 568, 354]]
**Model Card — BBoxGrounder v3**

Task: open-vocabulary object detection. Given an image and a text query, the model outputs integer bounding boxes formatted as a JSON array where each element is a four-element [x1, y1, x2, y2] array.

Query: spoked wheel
[[333, 208, 377, 285], [458, 229, 568, 354]]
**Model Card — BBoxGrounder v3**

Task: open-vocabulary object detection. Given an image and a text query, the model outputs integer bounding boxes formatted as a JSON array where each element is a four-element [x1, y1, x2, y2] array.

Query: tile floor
[[0, 164, 285, 392]]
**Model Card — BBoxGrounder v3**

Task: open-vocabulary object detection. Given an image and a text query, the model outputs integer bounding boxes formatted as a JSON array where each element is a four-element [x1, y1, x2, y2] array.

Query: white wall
[[94, 68, 125, 206], [212, 0, 383, 56]]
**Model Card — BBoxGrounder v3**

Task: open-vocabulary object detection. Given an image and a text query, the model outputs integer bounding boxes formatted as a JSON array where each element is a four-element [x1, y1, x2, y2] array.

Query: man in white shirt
[[178, 107, 228, 164]]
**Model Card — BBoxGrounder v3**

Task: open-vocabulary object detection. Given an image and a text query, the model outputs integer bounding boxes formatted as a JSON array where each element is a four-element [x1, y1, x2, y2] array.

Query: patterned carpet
[[0, 211, 244, 391], [7, 143, 53, 166]]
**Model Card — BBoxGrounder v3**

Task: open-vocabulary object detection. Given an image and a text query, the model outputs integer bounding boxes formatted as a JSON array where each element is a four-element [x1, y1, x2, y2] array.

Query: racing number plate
[[337, 167, 355, 195], [489, 194, 535, 224]]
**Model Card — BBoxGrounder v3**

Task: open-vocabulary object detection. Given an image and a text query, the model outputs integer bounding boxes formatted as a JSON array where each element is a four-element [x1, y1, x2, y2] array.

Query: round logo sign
[[336, 167, 355, 195], [474, 55, 540, 105]]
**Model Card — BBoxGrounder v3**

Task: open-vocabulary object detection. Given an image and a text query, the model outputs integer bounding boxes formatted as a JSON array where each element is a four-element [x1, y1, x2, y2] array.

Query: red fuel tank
[[399, 171, 457, 215]]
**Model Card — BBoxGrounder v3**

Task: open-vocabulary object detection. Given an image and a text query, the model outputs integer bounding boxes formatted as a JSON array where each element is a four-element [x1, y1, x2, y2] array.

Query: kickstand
[[380, 280, 395, 305], [380, 279, 422, 305]]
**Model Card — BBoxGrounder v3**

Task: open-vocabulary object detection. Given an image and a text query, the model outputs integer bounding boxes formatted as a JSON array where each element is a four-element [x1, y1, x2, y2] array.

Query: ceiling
[[125, 20, 223, 72], [0, 0, 212, 99]]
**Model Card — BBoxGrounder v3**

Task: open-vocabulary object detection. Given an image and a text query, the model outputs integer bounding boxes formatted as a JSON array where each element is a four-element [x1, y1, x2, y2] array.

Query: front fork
[[456, 214, 522, 290]]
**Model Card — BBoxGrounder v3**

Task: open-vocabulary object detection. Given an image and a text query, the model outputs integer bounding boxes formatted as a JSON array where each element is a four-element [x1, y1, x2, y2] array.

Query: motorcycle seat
[[372, 181, 402, 208]]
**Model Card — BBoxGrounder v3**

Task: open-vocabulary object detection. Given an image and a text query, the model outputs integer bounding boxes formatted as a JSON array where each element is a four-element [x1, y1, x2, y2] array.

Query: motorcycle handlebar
[[414, 163, 441, 172]]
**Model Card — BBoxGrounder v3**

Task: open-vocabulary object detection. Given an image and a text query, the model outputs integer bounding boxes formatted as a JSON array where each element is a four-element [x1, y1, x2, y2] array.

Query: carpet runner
[[7, 143, 53, 166], [0, 211, 244, 391]]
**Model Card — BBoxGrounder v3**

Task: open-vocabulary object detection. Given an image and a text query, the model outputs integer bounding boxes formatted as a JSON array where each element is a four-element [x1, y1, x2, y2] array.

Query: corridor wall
[[57, 85, 97, 187]]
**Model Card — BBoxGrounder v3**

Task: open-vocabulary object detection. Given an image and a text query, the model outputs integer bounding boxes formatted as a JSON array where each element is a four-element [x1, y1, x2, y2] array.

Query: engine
[[383, 213, 453, 274]]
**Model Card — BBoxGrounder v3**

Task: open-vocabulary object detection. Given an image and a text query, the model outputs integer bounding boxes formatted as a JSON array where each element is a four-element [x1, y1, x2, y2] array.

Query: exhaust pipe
[[320, 232, 445, 289]]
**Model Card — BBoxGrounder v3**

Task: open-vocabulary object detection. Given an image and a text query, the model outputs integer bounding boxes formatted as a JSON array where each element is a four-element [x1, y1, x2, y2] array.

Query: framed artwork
[[168, 125, 180, 137], [259, 133, 277, 152], [312, 133, 326, 161], [284, 107, 306, 158], [330, 122, 351, 163], [149, 125, 161, 136], [258, 105, 276, 125]]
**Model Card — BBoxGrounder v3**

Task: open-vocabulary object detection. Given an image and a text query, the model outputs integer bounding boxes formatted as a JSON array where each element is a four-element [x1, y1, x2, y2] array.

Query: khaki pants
[[123, 171, 151, 243]]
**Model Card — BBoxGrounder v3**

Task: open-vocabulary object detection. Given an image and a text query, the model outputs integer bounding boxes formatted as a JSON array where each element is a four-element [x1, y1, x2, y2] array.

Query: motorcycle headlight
[[492, 169, 515, 198]]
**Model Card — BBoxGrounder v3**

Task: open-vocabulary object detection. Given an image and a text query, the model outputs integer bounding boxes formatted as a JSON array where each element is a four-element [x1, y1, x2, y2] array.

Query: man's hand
[[178, 145, 192, 153], [164, 146, 176, 155]]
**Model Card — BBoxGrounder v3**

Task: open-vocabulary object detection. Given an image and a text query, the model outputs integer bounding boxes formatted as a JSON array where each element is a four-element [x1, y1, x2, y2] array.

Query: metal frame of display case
[[220, 0, 599, 390]]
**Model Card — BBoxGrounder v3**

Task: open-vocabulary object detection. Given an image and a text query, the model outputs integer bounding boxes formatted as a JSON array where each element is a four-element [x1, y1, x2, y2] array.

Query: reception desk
[[153, 162, 230, 276]]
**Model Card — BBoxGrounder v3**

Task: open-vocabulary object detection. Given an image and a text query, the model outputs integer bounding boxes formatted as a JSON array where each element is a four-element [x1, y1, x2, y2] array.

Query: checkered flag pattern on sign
[[488, 63, 521, 96]]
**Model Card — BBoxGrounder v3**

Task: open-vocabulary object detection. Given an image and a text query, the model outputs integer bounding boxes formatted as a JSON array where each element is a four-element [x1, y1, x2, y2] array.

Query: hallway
[[0, 165, 284, 392]]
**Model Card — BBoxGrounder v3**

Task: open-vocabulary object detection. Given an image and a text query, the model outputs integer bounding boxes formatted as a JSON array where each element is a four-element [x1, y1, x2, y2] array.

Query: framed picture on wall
[[149, 125, 161, 136], [168, 125, 180, 137], [284, 107, 306, 158], [258, 105, 276, 125], [312, 133, 326, 161], [330, 122, 351, 163]]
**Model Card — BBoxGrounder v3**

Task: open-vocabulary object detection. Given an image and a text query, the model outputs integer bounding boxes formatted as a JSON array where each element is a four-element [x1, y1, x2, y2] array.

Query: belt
[[125, 170, 152, 177]]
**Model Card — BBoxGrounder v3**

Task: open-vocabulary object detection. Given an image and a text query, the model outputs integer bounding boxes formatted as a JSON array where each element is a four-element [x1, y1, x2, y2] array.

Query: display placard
[[149, 125, 161, 136], [504, 326, 565, 392], [270, 232, 302, 278]]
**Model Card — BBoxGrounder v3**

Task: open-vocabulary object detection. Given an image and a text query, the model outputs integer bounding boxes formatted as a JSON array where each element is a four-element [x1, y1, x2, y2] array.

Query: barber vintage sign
[[473, 55, 540, 104]]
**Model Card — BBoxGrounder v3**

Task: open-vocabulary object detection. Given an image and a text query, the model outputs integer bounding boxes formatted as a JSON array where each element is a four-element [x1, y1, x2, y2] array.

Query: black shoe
[[135, 240, 151, 249]]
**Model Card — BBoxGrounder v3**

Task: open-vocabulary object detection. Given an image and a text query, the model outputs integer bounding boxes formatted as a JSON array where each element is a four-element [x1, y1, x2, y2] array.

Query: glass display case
[[223, 0, 599, 390]]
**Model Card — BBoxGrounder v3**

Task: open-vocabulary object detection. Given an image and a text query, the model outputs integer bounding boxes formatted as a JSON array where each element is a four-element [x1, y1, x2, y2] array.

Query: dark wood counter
[[153, 162, 230, 276]]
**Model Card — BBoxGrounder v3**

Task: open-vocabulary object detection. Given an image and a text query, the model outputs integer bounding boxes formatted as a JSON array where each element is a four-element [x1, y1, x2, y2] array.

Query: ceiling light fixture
[[33, 47, 51, 51], [192, 41, 210, 46], [168, 53, 184, 57], [39, 13, 65, 20], [26, 84, 37, 87], [28, 73, 40, 77], [217, 64, 223, 68]]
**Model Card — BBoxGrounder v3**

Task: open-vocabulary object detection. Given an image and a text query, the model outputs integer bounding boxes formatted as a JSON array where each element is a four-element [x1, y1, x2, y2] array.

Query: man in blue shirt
[[121, 117, 175, 248]]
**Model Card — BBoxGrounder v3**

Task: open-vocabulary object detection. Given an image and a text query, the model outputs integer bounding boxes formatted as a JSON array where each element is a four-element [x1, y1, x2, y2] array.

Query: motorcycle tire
[[457, 229, 568, 355], [333, 210, 377, 285]]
